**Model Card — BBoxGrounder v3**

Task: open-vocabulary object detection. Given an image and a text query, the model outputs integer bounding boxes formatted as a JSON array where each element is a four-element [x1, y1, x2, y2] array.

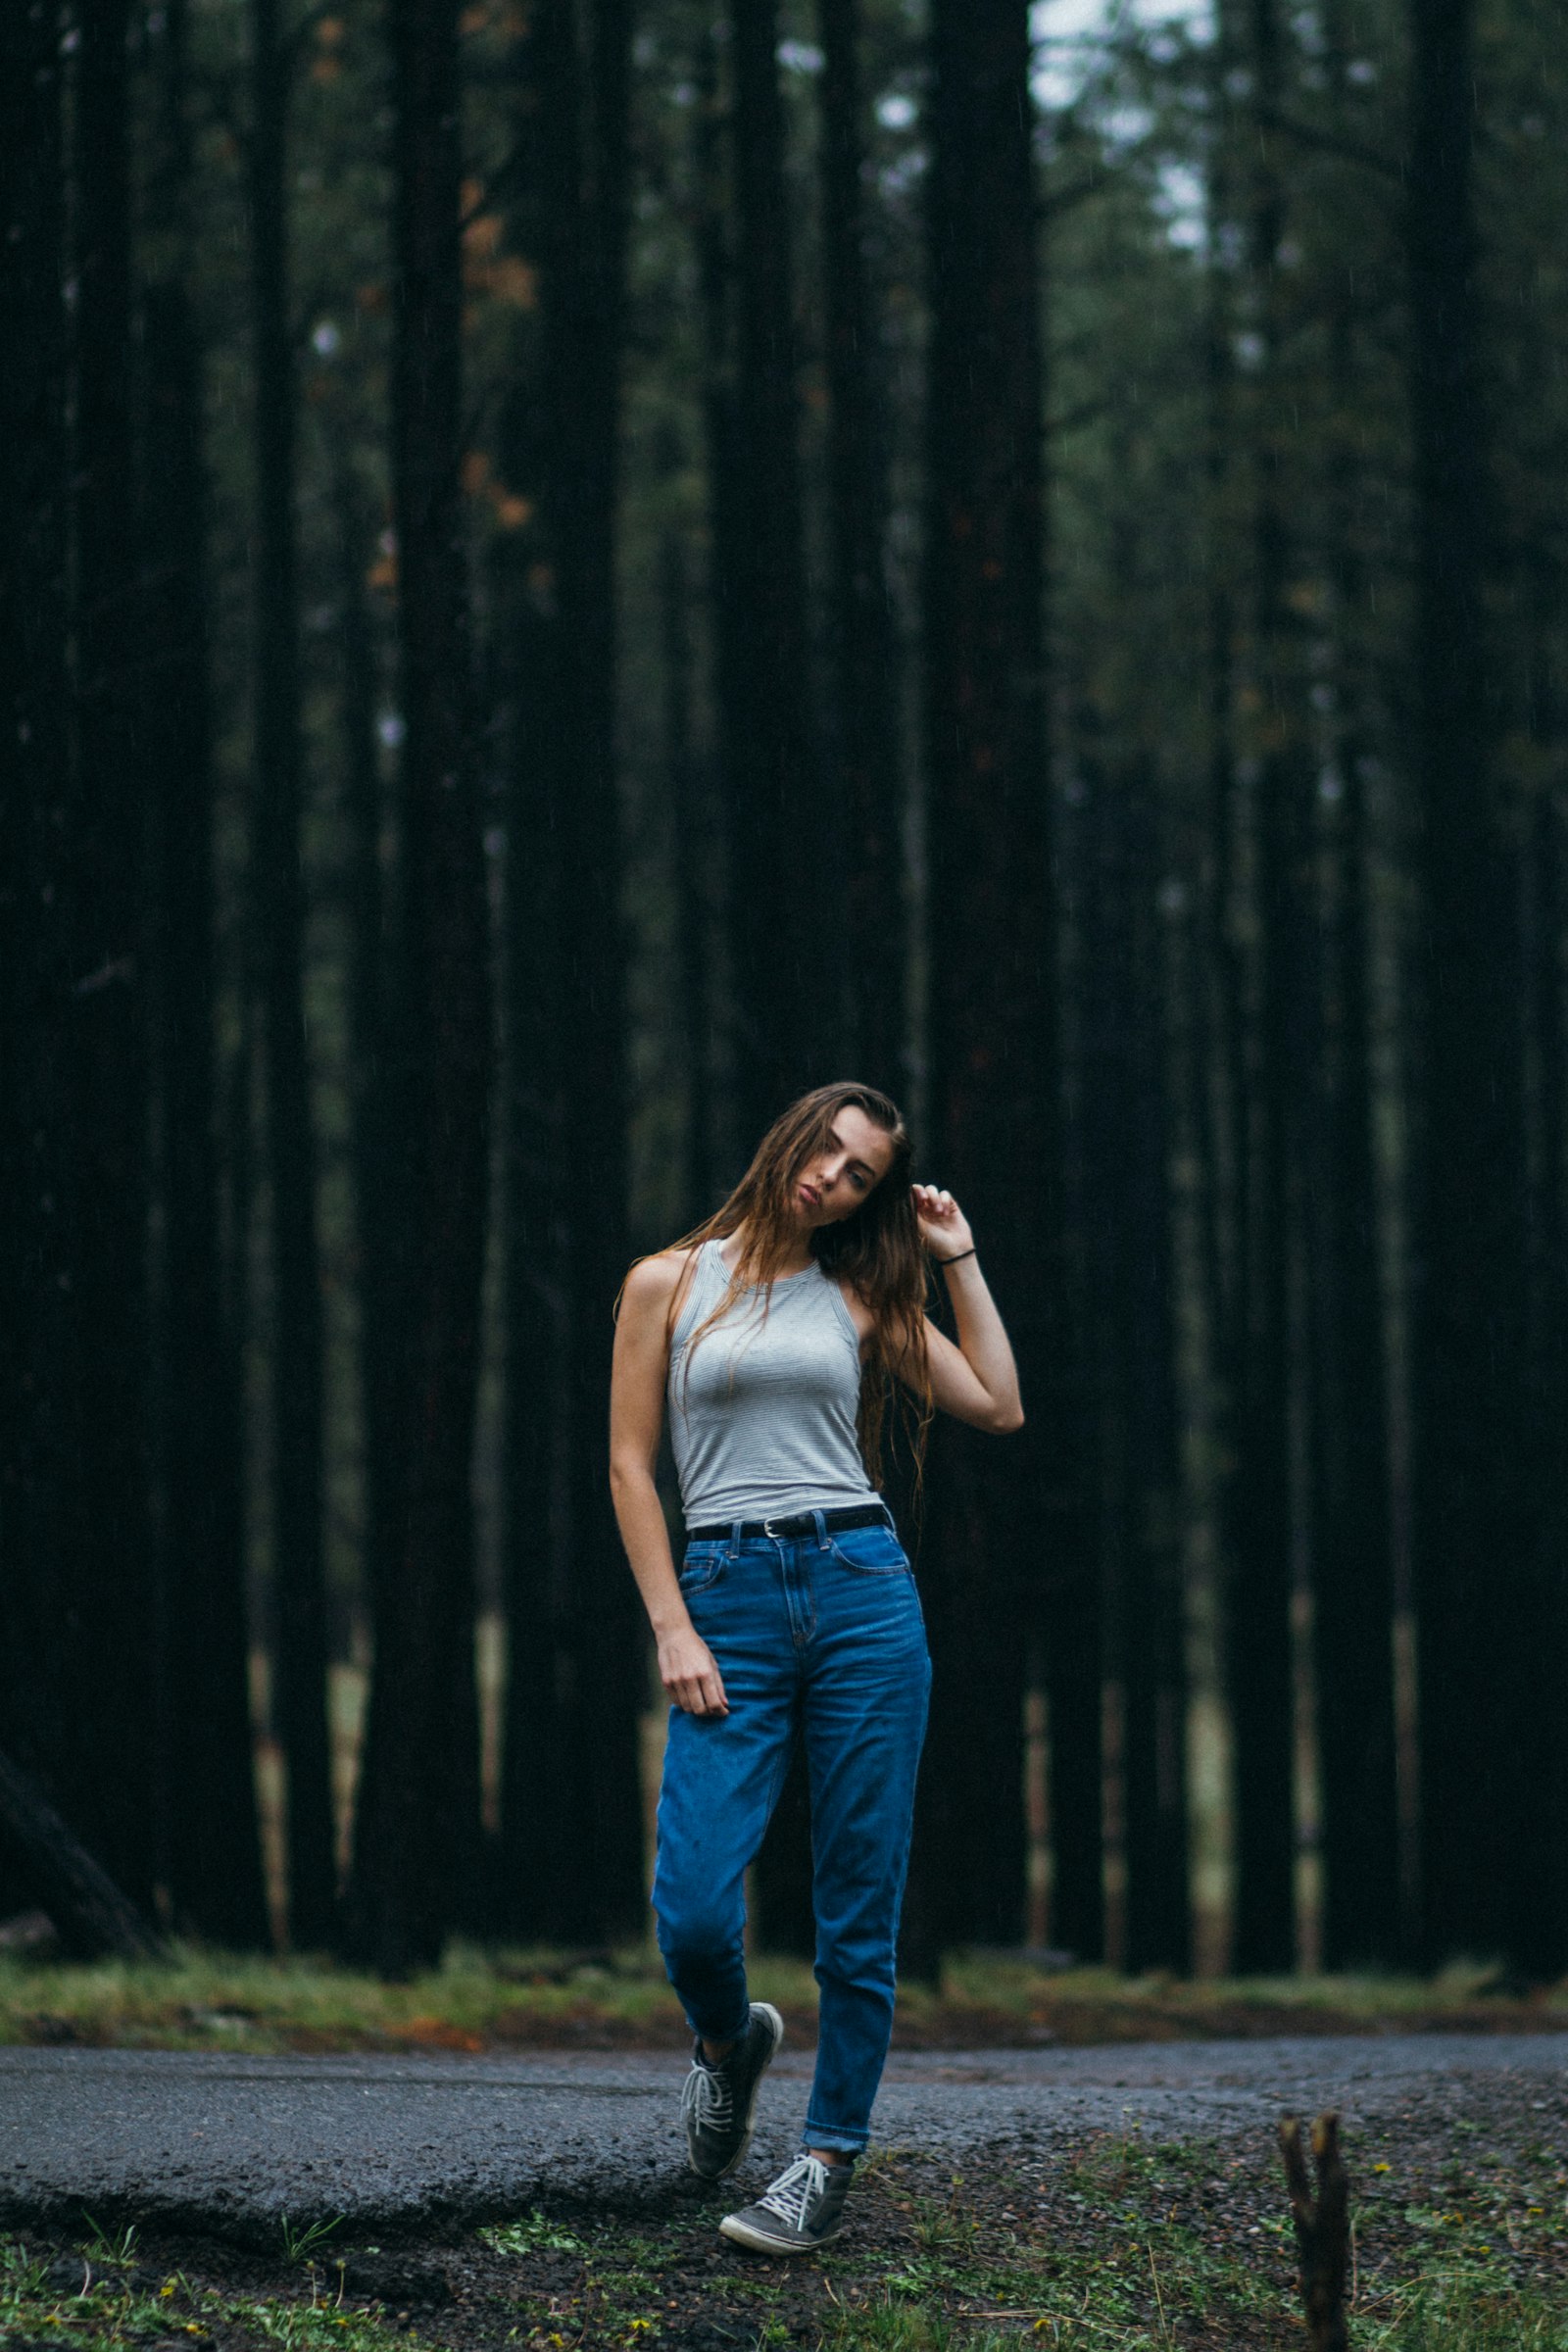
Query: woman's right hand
[[659, 1624, 729, 1717]]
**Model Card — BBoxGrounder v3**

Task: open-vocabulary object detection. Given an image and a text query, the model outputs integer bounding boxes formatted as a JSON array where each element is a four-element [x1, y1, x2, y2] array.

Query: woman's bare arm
[[609, 1251, 729, 1716], [906, 1184, 1023, 1433]]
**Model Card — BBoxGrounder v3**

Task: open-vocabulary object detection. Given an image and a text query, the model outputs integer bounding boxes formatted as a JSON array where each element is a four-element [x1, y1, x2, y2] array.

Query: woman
[[610, 1083, 1023, 2253]]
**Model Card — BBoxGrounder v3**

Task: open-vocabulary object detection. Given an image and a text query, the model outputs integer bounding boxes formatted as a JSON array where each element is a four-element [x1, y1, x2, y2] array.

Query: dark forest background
[[2, 0, 1565, 1983]]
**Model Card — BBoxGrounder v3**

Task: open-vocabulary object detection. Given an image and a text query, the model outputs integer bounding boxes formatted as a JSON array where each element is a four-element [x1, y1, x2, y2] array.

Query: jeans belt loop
[[811, 1507, 828, 1545], [730, 1519, 744, 1548]]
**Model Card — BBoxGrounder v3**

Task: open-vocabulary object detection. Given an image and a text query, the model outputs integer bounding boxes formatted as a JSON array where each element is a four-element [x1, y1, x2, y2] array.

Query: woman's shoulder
[[621, 1243, 706, 1313]]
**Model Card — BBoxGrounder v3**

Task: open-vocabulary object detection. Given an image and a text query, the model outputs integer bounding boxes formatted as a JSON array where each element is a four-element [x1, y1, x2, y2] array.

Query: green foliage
[[78, 2214, 138, 2267], [478, 2213, 587, 2258], [280, 2214, 345, 2266]]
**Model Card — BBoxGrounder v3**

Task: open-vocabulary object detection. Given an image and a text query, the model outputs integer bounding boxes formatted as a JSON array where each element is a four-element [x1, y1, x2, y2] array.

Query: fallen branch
[[0, 1748, 165, 1961], [1278, 2109, 1350, 2352]]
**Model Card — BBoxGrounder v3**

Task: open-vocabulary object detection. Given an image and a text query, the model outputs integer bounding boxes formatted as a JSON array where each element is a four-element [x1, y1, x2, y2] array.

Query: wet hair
[[666, 1081, 933, 1491]]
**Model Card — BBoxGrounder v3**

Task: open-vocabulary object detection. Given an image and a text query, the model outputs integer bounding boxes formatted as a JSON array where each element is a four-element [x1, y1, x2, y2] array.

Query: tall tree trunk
[[347, 0, 492, 1975], [496, 594, 569, 1942], [141, 0, 268, 1948], [492, 0, 641, 1945], [1518, 760, 1568, 1973], [492, 8, 572, 1945], [0, 0, 81, 1840], [1057, 746, 1116, 1967], [1200, 14, 1245, 1422], [693, 19, 749, 1193], [660, 519, 718, 1222], [549, 0, 642, 1941], [248, 0, 336, 1950], [920, 0, 1061, 1949], [1115, 783, 1191, 1976], [1406, 0, 1543, 1972], [1225, 0, 1299, 1972], [1307, 102, 1400, 1964], [330, 442, 401, 1707], [70, 0, 159, 1905], [818, 0, 904, 1093], [1054, 755, 1107, 1966], [725, 0, 830, 1138], [1520, 513, 1568, 1967]]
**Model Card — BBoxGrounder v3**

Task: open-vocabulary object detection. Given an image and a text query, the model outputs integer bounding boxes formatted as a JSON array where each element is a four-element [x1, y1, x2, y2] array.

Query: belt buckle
[[761, 1514, 795, 1541]]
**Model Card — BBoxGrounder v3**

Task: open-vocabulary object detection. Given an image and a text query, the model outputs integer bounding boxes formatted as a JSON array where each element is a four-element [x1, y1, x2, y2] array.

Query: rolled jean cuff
[[673, 1994, 752, 2048], [802, 2120, 868, 2155]]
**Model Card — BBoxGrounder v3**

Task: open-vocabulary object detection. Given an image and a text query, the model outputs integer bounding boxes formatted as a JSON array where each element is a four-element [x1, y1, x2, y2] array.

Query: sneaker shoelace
[[758, 2156, 829, 2230], [681, 2058, 735, 2136]]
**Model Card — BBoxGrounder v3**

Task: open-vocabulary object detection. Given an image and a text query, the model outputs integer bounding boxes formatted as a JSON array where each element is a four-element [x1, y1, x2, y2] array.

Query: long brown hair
[[666, 1082, 933, 1490]]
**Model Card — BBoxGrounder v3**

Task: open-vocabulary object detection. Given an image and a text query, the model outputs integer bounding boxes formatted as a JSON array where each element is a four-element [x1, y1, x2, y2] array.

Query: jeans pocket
[[826, 1523, 909, 1575], [678, 1543, 728, 1594]]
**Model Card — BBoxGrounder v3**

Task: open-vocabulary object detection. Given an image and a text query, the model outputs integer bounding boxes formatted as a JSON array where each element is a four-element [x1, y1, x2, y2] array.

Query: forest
[[1, 0, 1564, 1987]]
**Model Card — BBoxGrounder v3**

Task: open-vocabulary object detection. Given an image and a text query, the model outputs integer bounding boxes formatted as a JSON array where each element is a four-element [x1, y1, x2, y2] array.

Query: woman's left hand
[[912, 1183, 975, 1264]]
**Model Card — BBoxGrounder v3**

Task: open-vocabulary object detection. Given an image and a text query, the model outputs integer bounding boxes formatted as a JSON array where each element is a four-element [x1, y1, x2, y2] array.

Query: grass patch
[[4, 2107, 1567, 2349], [3, 1946, 1567, 2055], [1359, 2274, 1568, 2347], [0, 2226, 419, 2352]]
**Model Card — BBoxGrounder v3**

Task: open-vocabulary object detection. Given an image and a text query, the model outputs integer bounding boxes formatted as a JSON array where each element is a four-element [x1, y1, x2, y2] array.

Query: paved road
[[2, 2036, 1564, 2241]]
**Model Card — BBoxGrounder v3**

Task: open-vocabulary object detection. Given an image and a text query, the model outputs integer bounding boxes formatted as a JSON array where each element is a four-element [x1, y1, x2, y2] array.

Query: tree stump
[[0, 1749, 165, 1961], [1278, 2109, 1350, 2351]]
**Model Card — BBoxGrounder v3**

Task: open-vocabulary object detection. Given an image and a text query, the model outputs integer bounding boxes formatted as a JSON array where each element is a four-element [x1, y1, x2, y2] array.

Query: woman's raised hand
[[912, 1183, 975, 1264]]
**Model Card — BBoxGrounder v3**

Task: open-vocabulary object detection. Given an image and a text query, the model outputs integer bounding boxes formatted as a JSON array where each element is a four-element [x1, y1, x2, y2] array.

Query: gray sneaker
[[718, 2153, 854, 2253], [679, 2001, 785, 2180]]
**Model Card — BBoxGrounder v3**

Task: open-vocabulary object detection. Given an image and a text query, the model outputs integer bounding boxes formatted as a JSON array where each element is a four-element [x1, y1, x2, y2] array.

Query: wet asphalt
[[2, 2034, 1564, 2242]]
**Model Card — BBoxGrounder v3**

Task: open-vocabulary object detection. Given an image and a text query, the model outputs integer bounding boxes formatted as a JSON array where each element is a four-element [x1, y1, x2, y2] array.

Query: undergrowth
[[3, 1943, 1566, 2054]]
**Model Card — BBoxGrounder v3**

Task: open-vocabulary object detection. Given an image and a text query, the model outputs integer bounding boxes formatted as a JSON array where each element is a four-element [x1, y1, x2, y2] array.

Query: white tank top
[[666, 1239, 879, 1528]]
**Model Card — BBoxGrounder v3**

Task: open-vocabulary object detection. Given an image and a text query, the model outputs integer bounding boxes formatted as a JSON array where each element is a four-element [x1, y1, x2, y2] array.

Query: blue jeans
[[652, 1511, 931, 2155]]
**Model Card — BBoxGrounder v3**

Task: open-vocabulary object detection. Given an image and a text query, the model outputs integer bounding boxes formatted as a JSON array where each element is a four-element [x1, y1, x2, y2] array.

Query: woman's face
[[792, 1105, 897, 1230]]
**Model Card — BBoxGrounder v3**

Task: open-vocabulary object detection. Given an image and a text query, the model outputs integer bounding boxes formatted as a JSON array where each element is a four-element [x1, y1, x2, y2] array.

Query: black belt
[[686, 1502, 894, 1544]]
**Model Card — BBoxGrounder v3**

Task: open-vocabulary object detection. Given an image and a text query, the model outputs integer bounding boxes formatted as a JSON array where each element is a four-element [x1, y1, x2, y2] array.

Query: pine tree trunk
[[921, 0, 1060, 1949], [248, 0, 336, 1951], [1054, 764, 1107, 1965], [348, 0, 492, 1976], [1115, 784, 1191, 1975], [661, 525, 719, 1222], [693, 22, 750, 1200], [553, 0, 643, 1942], [491, 0, 642, 1945], [818, 0, 905, 1093], [1225, 0, 1299, 1972], [330, 445, 402, 1719], [724, 0, 830, 1139], [492, 5, 572, 1945], [1308, 172, 1400, 1966], [141, 0, 269, 1941], [497, 684, 570, 1941], [0, 0, 81, 1837], [1406, 0, 1541, 1971], [70, 0, 159, 1906], [1520, 769, 1568, 1973]]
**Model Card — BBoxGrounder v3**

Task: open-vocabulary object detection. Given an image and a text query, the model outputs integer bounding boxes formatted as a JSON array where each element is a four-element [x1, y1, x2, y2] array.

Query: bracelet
[[937, 1247, 977, 1268]]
